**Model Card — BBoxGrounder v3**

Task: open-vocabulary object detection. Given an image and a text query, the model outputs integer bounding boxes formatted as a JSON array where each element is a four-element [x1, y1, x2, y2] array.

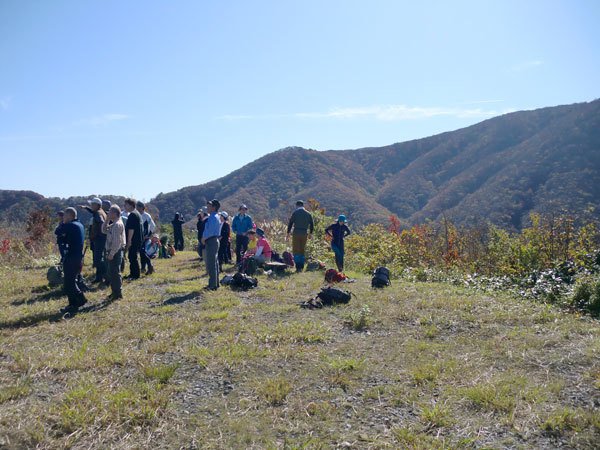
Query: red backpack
[[325, 268, 346, 283]]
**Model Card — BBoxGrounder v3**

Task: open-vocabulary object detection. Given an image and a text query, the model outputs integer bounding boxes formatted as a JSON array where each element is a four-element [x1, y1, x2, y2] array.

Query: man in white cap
[[78, 197, 107, 283]]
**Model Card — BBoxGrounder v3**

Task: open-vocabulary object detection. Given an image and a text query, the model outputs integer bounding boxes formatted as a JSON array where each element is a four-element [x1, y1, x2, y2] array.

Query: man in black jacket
[[172, 212, 185, 251], [123, 198, 143, 279]]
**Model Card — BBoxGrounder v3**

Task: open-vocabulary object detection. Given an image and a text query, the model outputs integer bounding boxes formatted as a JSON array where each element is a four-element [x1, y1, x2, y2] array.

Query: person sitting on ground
[[244, 228, 259, 257], [136, 201, 156, 275], [77, 197, 107, 283], [159, 235, 171, 258], [218, 211, 232, 270], [171, 212, 185, 251], [102, 205, 126, 300], [286, 200, 314, 272], [123, 198, 143, 279], [231, 204, 253, 265], [55, 207, 87, 315], [253, 228, 272, 266], [325, 214, 351, 272]]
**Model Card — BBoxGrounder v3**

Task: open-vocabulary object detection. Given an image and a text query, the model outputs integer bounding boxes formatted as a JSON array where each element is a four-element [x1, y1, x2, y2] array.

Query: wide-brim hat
[[337, 214, 347, 223], [239, 204, 248, 211]]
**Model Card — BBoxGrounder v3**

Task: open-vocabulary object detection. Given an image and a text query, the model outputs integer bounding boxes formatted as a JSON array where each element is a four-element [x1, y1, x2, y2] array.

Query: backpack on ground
[[47, 265, 63, 287], [371, 266, 391, 288], [221, 274, 234, 286], [168, 245, 176, 257], [271, 251, 284, 263], [242, 256, 258, 276], [282, 251, 294, 267], [325, 268, 346, 283], [317, 286, 352, 305], [230, 272, 258, 290], [306, 260, 326, 271]]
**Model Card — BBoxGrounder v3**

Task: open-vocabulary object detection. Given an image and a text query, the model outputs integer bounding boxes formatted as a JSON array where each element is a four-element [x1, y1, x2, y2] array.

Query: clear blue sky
[[1, 0, 599, 200]]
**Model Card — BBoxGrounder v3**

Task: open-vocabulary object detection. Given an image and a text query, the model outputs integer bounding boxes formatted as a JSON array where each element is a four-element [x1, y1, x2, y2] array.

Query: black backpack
[[317, 287, 352, 305], [230, 272, 258, 290], [371, 267, 391, 288], [243, 257, 258, 276]]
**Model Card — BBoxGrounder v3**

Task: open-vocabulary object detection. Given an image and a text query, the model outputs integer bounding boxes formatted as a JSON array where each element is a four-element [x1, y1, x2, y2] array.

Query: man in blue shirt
[[201, 199, 222, 290], [55, 207, 87, 315], [231, 204, 253, 265]]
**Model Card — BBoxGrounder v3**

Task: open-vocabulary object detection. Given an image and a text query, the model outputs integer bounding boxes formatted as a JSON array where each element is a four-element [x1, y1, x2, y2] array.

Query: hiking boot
[[109, 293, 123, 300], [203, 285, 217, 291], [60, 304, 79, 315], [146, 267, 154, 275]]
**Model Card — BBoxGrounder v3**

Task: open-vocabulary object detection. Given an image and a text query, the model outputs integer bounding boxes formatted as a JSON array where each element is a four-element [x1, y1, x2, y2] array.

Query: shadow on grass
[[1, 296, 119, 330], [159, 291, 203, 306], [12, 288, 65, 306]]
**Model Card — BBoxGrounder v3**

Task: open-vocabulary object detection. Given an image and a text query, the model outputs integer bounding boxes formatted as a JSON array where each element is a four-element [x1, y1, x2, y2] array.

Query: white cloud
[[0, 95, 13, 110], [218, 104, 511, 121], [508, 60, 543, 72], [72, 113, 130, 127]]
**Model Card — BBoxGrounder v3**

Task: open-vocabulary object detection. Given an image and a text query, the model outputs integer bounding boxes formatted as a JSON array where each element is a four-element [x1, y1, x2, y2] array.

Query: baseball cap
[[219, 211, 229, 218], [88, 197, 102, 206], [239, 204, 248, 210], [207, 199, 220, 210]]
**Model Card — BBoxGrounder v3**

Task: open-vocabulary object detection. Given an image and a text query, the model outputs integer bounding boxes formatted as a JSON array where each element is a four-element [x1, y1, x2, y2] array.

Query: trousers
[[128, 245, 140, 279], [235, 234, 249, 264], [63, 256, 85, 306], [108, 250, 123, 297], [204, 236, 220, 289]]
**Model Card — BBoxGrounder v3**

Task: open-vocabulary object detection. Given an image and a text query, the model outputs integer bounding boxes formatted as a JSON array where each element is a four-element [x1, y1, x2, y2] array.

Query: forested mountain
[[2, 100, 599, 230]]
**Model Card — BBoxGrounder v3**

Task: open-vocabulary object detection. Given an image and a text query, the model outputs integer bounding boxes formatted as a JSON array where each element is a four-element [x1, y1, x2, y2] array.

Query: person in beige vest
[[102, 205, 126, 300]]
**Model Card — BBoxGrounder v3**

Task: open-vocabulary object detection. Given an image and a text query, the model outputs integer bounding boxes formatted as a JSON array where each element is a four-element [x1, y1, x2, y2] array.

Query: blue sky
[[1, 0, 599, 200]]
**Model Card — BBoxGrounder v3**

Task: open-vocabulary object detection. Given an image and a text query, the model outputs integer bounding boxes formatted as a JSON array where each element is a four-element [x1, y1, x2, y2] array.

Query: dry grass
[[1, 251, 599, 448]]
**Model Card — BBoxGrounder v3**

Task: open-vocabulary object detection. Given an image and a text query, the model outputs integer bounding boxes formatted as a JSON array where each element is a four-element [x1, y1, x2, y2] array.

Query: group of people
[[54, 197, 158, 315], [53, 196, 352, 313]]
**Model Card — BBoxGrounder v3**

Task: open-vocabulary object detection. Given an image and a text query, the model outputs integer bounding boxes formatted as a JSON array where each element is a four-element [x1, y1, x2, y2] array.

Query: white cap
[[219, 211, 229, 218], [88, 197, 102, 206]]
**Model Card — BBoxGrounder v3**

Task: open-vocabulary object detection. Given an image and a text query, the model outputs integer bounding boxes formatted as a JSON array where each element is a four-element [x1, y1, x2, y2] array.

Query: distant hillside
[[152, 99, 600, 229], [2, 99, 599, 230]]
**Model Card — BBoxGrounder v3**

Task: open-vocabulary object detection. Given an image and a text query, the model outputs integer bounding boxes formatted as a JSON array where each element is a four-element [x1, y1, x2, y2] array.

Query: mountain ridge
[[1, 99, 599, 230]]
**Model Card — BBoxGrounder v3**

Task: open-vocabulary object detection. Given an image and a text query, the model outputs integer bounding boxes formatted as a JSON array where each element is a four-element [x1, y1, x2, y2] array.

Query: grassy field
[[1, 251, 599, 449]]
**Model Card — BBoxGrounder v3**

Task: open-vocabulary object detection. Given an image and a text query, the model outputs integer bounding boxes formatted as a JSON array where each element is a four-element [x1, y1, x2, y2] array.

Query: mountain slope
[[2, 100, 599, 229], [152, 99, 600, 228]]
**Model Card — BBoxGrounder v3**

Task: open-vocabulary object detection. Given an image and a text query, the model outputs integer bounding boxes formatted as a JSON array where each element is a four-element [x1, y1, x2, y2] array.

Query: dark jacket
[[220, 221, 231, 241], [287, 207, 314, 235], [56, 220, 85, 259], [172, 214, 184, 234], [325, 223, 351, 249], [125, 210, 143, 247], [84, 206, 107, 240]]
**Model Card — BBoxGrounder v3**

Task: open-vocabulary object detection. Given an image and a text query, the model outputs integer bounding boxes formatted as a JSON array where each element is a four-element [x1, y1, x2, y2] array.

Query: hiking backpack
[[371, 266, 391, 288], [47, 265, 63, 287], [271, 252, 284, 263], [325, 268, 346, 283], [317, 286, 352, 305], [242, 257, 258, 276], [282, 251, 294, 267], [230, 272, 258, 290], [307, 260, 326, 271]]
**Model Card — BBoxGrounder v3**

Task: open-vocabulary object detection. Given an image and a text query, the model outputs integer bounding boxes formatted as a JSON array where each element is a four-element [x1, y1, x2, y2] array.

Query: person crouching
[[102, 205, 126, 300]]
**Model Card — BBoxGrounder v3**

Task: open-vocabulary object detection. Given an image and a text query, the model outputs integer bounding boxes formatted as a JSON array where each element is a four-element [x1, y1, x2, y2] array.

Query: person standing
[[136, 201, 156, 275], [123, 198, 143, 279], [201, 199, 221, 290], [102, 205, 126, 300], [55, 210, 67, 262], [172, 212, 185, 251], [196, 207, 208, 260], [218, 211, 232, 271], [55, 207, 86, 315], [231, 204, 253, 265], [325, 215, 351, 272], [78, 197, 107, 283], [286, 200, 314, 272]]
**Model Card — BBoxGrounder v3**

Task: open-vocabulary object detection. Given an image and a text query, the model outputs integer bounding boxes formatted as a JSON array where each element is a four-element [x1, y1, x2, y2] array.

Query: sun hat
[[219, 211, 229, 219], [239, 204, 248, 210], [256, 228, 265, 238], [337, 214, 347, 223], [88, 197, 102, 206], [296, 200, 304, 207]]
